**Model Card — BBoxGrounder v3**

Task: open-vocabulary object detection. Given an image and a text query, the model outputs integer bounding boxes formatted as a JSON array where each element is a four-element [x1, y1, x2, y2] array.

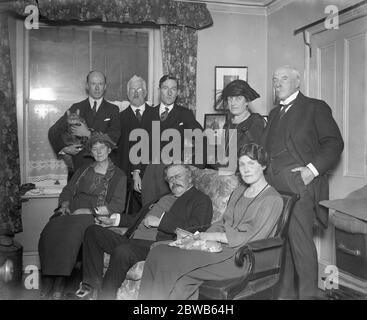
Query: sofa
[[103, 167, 240, 300]]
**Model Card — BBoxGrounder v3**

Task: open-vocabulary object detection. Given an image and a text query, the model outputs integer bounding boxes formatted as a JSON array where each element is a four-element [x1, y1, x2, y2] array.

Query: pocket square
[[104, 118, 111, 121], [179, 122, 184, 126]]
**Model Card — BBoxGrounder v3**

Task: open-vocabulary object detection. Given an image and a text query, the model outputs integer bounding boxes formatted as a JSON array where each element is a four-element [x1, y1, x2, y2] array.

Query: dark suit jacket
[[114, 103, 156, 176], [121, 186, 213, 241], [48, 98, 121, 170], [152, 104, 204, 166], [262, 92, 344, 227]]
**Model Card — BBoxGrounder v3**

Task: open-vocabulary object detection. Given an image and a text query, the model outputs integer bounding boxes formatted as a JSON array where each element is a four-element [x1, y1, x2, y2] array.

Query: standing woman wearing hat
[[38, 132, 127, 299], [213, 80, 266, 169]]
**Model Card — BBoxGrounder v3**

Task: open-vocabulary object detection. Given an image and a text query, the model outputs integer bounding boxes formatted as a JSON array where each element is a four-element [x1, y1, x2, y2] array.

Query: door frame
[[303, 2, 367, 293]]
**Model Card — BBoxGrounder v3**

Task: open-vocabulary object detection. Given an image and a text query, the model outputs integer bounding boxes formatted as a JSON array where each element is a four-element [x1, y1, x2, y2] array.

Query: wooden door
[[308, 12, 367, 292]]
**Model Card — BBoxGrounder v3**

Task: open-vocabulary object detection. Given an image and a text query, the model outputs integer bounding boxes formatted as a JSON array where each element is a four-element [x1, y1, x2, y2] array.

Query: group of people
[[38, 65, 344, 300]]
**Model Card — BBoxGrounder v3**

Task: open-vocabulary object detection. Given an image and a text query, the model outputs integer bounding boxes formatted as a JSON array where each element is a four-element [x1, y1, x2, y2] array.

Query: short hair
[[86, 70, 106, 83], [276, 65, 301, 80], [238, 143, 270, 167], [163, 163, 192, 181], [127, 75, 147, 93], [159, 75, 178, 88]]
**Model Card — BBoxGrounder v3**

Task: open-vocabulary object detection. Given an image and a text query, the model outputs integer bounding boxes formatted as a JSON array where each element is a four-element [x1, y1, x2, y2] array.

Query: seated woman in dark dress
[[138, 143, 283, 300], [38, 132, 127, 299], [209, 80, 266, 171]]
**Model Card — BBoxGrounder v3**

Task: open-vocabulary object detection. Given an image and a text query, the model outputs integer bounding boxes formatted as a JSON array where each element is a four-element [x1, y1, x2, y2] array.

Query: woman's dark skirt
[[38, 214, 94, 276]]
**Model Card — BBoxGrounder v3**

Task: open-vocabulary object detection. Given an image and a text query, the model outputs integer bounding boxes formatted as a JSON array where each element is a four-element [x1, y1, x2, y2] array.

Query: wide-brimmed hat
[[86, 132, 117, 151], [217, 79, 260, 106]]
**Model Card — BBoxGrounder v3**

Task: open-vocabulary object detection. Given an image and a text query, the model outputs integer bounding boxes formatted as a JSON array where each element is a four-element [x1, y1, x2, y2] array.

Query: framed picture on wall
[[204, 113, 227, 131], [204, 113, 227, 148], [214, 66, 248, 110]]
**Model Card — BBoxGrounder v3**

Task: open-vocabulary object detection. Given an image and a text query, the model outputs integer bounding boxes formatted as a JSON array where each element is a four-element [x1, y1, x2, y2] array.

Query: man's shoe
[[75, 282, 97, 300]]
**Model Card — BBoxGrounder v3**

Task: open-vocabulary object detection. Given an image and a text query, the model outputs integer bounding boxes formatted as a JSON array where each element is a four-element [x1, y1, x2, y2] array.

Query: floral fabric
[[160, 26, 198, 112], [0, 13, 22, 235], [115, 168, 240, 299], [12, 0, 213, 30]]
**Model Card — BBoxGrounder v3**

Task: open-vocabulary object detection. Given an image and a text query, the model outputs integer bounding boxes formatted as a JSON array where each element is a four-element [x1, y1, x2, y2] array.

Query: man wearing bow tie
[[141, 75, 203, 206], [114, 75, 156, 215], [48, 71, 121, 180], [262, 65, 344, 299]]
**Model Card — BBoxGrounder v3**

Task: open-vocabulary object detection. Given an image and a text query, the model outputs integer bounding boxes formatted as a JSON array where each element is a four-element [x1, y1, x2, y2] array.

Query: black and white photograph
[[215, 66, 248, 110], [1, 0, 367, 306]]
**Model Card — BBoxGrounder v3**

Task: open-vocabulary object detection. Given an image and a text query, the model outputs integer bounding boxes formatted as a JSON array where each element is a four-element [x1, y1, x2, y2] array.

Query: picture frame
[[214, 66, 248, 110], [204, 113, 227, 131], [204, 113, 227, 150]]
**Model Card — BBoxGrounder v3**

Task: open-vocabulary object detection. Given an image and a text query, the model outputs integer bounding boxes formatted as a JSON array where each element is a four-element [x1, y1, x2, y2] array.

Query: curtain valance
[[12, 0, 213, 29]]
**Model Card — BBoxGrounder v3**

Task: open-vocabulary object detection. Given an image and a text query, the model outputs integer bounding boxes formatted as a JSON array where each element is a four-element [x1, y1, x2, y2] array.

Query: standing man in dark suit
[[48, 70, 121, 180], [141, 75, 203, 205], [115, 75, 156, 215], [262, 65, 344, 299]]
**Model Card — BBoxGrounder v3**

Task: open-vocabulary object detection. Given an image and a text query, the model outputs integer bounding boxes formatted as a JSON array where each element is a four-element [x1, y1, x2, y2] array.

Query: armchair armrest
[[246, 237, 283, 252], [235, 237, 283, 267]]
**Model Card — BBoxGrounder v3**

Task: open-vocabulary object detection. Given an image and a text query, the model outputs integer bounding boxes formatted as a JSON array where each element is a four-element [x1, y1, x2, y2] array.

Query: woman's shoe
[[40, 275, 54, 300], [52, 276, 66, 300]]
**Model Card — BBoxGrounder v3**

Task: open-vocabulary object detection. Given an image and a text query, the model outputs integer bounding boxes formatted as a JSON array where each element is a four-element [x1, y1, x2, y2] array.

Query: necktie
[[278, 106, 287, 119], [92, 101, 97, 117], [135, 108, 142, 122], [160, 107, 169, 121], [278, 101, 294, 119]]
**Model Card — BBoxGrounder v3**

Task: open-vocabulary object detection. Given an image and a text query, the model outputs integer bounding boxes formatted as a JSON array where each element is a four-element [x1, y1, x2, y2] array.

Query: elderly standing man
[[114, 75, 156, 215], [49, 70, 121, 180], [75, 163, 213, 300], [261, 65, 344, 299]]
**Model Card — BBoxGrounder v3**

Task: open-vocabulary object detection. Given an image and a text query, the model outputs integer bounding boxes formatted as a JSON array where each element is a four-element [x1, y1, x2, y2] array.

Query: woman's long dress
[[138, 186, 283, 300], [39, 164, 126, 276]]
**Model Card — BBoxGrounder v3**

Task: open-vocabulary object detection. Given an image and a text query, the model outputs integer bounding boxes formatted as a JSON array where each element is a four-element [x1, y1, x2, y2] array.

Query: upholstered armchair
[[198, 192, 299, 300], [113, 167, 240, 300]]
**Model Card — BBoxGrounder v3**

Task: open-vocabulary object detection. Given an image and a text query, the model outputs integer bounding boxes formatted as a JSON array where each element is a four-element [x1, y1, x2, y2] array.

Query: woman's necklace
[[231, 183, 269, 229], [244, 183, 269, 198]]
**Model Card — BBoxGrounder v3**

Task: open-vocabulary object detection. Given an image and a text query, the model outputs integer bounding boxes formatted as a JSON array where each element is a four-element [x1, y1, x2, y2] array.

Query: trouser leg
[[82, 225, 126, 291], [101, 239, 153, 300], [287, 191, 318, 299], [267, 166, 318, 299]]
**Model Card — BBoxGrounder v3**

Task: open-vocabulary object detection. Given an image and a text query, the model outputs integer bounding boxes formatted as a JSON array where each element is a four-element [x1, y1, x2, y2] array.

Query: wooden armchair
[[198, 192, 300, 300]]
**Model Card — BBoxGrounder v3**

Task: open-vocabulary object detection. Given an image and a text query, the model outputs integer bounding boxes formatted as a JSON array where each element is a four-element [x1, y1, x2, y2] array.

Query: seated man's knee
[[110, 243, 131, 261], [84, 224, 104, 240]]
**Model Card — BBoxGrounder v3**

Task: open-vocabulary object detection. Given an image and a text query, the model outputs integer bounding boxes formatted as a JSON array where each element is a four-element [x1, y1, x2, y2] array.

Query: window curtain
[[160, 26, 198, 112], [12, 0, 213, 30], [0, 13, 22, 235]]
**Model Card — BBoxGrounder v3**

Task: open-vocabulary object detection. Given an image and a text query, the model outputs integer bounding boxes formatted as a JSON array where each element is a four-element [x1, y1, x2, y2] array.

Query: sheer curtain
[[26, 26, 149, 185]]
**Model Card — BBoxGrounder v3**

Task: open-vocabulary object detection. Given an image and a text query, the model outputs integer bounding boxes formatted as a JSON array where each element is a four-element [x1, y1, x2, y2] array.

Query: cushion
[[115, 167, 240, 299], [190, 167, 240, 222]]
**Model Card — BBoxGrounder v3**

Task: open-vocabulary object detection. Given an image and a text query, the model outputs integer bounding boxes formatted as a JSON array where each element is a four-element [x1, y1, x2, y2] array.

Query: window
[[17, 23, 162, 186]]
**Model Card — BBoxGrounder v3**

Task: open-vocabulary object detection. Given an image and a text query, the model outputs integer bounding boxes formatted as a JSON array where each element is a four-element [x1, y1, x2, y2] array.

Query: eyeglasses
[[166, 173, 184, 183], [129, 87, 144, 95]]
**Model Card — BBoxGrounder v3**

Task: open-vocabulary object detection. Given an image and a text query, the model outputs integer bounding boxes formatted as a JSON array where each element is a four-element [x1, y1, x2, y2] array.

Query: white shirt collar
[[159, 103, 174, 115], [280, 90, 299, 106], [130, 103, 146, 114], [88, 97, 103, 111]]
